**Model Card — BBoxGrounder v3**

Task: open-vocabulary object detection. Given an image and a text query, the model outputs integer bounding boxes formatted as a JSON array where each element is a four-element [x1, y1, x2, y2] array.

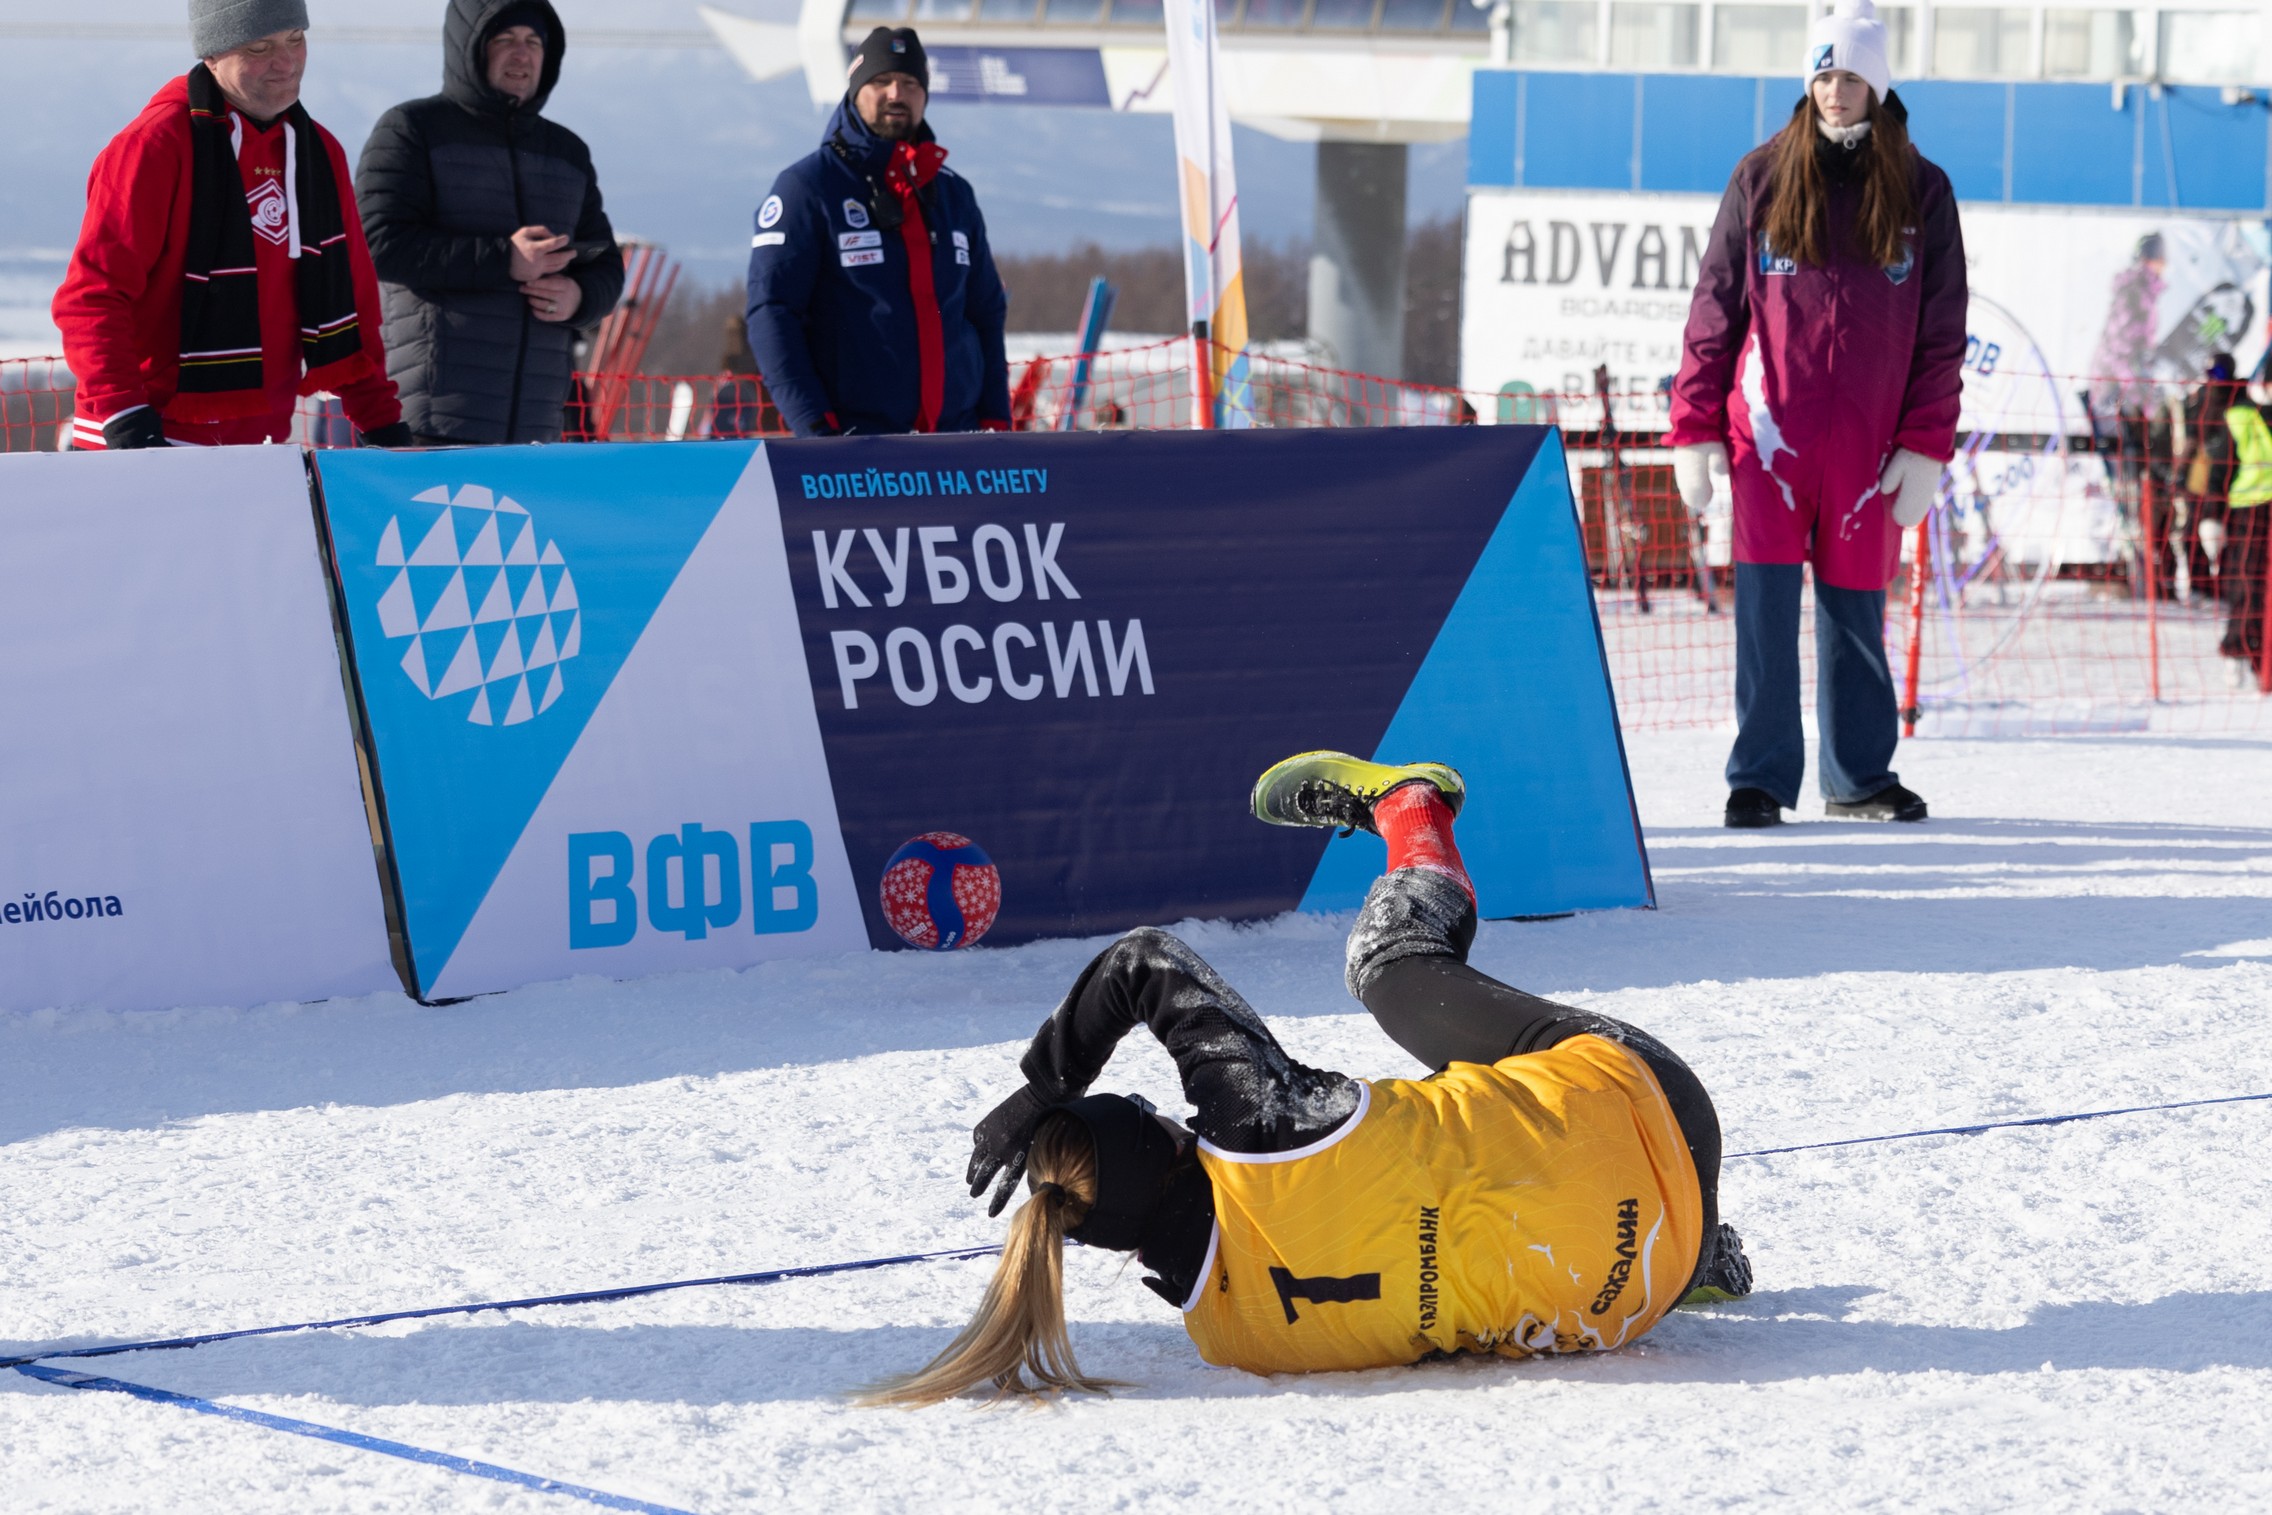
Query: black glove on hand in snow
[[968, 1086, 1052, 1217], [358, 422, 415, 449], [101, 407, 167, 450]]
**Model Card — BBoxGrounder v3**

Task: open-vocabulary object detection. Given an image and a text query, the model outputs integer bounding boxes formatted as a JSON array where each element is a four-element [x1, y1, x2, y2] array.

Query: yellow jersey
[[1181, 1033, 1704, 1374]]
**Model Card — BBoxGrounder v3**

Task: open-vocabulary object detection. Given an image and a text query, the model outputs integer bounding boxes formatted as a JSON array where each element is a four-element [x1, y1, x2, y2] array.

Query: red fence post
[[2259, 507, 2272, 694], [1900, 517, 1929, 737], [1189, 324, 1215, 431], [2143, 468, 2162, 702]]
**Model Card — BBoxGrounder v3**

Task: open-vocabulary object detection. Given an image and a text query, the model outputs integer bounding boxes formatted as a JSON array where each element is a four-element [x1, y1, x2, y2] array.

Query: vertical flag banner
[[1163, 0, 1252, 429]]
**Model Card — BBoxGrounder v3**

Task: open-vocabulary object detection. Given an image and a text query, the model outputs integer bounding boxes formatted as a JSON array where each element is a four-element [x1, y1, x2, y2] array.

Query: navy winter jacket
[[355, 0, 623, 443], [745, 101, 1011, 437]]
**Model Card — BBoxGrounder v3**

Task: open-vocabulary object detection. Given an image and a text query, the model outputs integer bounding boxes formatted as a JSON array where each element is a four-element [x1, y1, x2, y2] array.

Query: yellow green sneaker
[[1249, 751, 1465, 836]]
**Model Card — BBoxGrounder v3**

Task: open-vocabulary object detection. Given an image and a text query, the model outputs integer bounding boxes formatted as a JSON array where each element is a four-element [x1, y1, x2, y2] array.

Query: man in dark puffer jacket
[[355, 0, 623, 444]]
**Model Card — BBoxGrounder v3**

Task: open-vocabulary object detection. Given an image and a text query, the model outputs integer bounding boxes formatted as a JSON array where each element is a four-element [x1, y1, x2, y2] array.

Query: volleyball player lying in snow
[[869, 752, 1751, 1405]]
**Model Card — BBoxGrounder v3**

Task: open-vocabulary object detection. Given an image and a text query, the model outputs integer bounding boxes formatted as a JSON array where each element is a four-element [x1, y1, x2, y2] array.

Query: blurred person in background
[[2212, 367, 2271, 686], [745, 27, 1010, 438], [1667, 0, 1965, 828], [356, 0, 623, 445], [53, 0, 407, 450], [2176, 353, 2246, 602], [710, 314, 772, 440]]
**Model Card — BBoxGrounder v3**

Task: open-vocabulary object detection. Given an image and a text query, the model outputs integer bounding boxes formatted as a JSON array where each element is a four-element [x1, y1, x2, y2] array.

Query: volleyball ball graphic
[[879, 832, 1000, 950]]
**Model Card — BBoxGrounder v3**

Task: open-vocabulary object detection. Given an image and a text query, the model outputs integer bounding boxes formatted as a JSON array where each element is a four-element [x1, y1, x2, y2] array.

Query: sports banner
[[0, 449, 397, 1013], [316, 431, 1649, 1000], [773, 429, 1651, 946], [314, 444, 868, 1000]]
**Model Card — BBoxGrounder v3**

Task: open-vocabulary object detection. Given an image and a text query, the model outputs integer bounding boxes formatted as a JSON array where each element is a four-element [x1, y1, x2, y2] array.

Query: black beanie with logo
[[847, 26, 929, 95]]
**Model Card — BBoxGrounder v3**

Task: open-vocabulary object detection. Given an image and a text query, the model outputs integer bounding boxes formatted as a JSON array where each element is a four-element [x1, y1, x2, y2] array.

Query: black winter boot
[[1825, 783, 1928, 822], [1724, 788, 1784, 828]]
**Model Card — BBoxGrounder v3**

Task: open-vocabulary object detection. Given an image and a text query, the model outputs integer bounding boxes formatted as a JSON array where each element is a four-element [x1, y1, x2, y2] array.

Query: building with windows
[[1495, 0, 2262, 87]]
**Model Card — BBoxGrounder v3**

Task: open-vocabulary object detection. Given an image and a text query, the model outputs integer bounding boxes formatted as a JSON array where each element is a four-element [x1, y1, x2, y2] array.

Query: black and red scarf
[[176, 62, 369, 419]]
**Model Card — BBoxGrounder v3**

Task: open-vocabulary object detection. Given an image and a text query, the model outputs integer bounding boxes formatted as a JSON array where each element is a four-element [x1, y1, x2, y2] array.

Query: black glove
[[358, 421, 415, 449], [967, 1086, 1052, 1218], [101, 407, 167, 450]]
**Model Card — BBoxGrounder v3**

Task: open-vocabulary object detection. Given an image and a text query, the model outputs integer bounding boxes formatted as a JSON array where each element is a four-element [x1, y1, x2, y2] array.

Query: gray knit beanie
[[190, 0, 310, 59]]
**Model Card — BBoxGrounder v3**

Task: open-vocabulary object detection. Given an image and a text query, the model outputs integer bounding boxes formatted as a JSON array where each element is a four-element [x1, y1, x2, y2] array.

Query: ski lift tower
[[700, 0, 1497, 379]]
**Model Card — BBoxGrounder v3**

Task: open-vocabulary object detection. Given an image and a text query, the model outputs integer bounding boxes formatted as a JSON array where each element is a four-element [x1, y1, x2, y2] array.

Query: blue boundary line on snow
[[0, 1243, 1003, 1371], [1725, 1089, 2272, 1159], [11, 1362, 700, 1515], [6, 1092, 2266, 1375]]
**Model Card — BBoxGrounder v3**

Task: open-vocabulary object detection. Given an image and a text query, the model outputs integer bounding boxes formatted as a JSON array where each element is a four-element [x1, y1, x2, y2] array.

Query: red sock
[[1373, 781, 1472, 903]]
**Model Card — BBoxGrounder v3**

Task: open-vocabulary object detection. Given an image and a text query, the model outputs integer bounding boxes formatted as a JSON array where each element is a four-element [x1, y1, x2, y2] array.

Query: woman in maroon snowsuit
[[1668, 0, 1966, 828]]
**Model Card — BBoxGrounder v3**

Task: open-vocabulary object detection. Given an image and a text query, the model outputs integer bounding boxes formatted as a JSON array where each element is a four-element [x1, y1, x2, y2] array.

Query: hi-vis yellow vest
[[2226, 404, 2272, 509], [1182, 1034, 1704, 1375]]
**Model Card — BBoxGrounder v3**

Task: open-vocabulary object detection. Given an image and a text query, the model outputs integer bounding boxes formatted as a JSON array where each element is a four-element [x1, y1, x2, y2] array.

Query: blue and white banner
[[0, 448, 397, 1013], [316, 445, 866, 1000], [317, 430, 1649, 1000]]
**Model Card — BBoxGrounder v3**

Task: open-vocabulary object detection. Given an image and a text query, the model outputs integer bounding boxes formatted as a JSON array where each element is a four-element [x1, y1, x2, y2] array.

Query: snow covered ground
[[6, 727, 2272, 1512]]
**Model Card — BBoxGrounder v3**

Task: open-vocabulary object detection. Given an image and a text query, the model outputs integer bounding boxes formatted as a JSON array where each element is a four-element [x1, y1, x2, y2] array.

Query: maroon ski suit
[[1668, 131, 1967, 590]]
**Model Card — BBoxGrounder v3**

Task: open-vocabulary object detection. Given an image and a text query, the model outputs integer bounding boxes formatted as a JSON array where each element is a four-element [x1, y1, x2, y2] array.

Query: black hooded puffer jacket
[[354, 0, 624, 443]]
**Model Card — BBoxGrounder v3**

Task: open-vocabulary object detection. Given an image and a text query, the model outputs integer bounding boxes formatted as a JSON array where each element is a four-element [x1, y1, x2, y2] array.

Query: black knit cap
[[1047, 1094, 1181, 1253], [483, 1, 550, 44], [847, 26, 928, 95]]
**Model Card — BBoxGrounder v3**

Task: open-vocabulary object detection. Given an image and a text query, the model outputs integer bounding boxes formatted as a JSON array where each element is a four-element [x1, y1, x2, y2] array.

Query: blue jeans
[[1726, 562, 1899, 807]]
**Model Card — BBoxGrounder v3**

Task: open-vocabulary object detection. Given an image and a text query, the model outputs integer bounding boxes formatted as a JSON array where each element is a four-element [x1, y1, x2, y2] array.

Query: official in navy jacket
[[745, 28, 1011, 437]]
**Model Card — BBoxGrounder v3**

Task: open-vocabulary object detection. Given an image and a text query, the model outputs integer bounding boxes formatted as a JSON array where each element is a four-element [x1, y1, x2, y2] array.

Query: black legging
[[1345, 868, 1723, 1287]]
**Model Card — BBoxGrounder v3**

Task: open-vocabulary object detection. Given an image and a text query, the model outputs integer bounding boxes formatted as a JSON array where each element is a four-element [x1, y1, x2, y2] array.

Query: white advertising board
[[1461, 187, 2272, 432], [0, 448, 399, 1011]]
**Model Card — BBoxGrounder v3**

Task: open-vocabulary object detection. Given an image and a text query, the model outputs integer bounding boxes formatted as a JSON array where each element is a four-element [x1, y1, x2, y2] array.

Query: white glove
[[2199, 517, 2226, 560], [1672, 442, 1727, 513], [1880, 448, 1943, 528]]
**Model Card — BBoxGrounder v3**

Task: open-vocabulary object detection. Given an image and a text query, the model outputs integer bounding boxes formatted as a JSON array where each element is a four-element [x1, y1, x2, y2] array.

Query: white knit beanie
[[1806, 0, 1892, 103]]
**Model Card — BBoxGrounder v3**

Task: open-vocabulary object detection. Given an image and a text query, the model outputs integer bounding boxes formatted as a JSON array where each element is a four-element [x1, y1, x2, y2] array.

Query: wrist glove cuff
[[358, 421, 415, 450], [101, 407, 168, 451]]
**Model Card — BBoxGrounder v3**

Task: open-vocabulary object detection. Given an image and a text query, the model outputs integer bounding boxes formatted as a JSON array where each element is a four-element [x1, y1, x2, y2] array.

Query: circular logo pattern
[[879, 831, 1000, 951], [370, 483, 580, 727], [757, 194, 783, 229]]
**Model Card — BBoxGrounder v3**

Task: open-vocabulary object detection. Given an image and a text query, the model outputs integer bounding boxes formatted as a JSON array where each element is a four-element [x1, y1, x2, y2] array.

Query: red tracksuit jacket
[[53, 76, 399, 448]]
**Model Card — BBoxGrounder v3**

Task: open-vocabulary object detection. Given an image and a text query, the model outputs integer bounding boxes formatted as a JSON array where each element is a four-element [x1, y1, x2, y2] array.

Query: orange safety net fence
[[7, 341, 2266, 734]]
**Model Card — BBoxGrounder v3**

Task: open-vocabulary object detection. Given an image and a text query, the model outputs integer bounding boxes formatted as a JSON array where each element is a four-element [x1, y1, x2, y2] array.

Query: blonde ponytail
[[862, 1116, 1122, 1407]]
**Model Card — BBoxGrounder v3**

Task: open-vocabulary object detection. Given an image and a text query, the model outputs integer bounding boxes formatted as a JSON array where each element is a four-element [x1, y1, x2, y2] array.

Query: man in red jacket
[[52, 1, 407, 450]]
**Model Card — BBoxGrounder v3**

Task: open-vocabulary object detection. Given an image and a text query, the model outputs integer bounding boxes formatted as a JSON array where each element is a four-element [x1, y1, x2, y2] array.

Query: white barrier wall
[[0, 448, 399, 1012]]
